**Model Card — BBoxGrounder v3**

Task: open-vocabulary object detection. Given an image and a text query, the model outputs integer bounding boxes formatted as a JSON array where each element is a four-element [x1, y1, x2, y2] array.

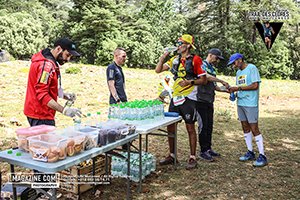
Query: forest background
[[0, 0, 300, 79]]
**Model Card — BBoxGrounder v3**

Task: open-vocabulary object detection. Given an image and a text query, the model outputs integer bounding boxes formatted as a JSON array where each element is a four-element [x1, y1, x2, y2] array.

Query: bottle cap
[[87, 113, 91, 117], [7, 150, 13, 154], [97, 112, 101, 115], [16, 152, 22, 156]]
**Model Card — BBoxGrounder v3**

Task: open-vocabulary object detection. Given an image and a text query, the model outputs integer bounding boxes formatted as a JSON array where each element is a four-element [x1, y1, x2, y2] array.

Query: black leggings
[[196, 102, 214, 152]]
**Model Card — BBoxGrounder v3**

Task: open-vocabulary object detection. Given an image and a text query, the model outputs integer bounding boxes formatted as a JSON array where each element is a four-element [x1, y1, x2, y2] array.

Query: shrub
[[65, 66, 81, 74]]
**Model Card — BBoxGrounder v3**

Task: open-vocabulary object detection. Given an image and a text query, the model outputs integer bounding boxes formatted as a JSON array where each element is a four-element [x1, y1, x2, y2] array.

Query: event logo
[[247, 10, 289, 21], [247, 10, 288, 50], [255, 21, 283, 50]]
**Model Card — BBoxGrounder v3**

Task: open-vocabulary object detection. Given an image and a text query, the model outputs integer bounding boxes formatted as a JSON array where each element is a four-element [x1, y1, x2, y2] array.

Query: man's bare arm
[[47, 99, 64, 113], [155, 52, 170, 73], [108, 80, 120, 101]]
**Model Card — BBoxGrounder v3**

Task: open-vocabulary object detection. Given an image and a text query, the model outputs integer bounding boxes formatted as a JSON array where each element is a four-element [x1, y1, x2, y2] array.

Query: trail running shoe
[[159, 155, 178, 165], [186, 158, 198, 170], [199, 151, 214, 162], [239, 150, 255, 161], [208, 149, 221, 157], [253, 154, 268, 167]]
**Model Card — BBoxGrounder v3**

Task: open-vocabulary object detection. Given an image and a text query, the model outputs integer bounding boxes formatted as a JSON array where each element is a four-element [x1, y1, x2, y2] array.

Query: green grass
[[0, 61, 300, 199]]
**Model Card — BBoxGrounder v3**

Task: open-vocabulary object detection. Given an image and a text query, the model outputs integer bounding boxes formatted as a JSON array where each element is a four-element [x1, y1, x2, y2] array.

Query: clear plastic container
[[76, 126, 99, 150], [51, 127, 88, 156], [62, 131, 88, 156], [16, 125, 56, 152], [27, 134, 67, 162]]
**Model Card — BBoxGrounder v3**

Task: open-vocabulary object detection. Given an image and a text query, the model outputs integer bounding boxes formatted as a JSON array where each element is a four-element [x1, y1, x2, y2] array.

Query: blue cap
[[227, 53, 243, 66]]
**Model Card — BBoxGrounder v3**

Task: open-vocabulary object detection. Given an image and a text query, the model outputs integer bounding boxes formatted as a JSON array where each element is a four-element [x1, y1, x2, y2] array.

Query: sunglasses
[[177, 41, 188, 46]]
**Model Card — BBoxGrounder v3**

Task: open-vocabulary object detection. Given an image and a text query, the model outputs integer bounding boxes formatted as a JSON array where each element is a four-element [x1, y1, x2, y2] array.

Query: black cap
[[208, 48, 224, 60], [54, 38, 80, 57]]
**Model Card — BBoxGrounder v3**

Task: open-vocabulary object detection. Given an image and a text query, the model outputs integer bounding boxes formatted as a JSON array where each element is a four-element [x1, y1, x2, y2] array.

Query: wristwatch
[[191, 80, 195, 85]]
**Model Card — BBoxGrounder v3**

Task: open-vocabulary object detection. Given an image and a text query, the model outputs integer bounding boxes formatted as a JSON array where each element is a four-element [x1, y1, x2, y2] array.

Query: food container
[[98, 126, 129, 146], [98, 129, 108, 146], [57, 128, 88, 156], [16, 125, 56, 152], [76, 126, 99, 150], [28, 134, 67, 162]]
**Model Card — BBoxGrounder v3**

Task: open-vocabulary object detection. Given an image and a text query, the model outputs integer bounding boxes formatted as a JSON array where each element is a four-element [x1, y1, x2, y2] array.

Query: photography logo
[[9, 173, 59, 188], [8, 173, 111, 189]]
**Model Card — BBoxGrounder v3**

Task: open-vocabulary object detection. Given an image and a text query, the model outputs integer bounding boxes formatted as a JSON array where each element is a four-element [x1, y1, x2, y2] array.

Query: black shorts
[[265, 35, 272, 40], [169, 97, 197, 124]]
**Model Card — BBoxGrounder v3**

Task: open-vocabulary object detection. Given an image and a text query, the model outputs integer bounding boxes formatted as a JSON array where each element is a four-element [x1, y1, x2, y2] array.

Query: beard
[[56, 52, 68, 65]]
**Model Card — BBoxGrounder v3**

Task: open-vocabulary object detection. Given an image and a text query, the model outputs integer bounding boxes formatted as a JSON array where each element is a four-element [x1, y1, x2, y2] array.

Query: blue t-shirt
[[236, 64, 261, 107]]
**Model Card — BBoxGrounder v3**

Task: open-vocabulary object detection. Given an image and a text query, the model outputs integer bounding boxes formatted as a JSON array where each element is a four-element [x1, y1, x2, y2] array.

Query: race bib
[[238, 75, 247, 86], [173, 96, 185, 106]]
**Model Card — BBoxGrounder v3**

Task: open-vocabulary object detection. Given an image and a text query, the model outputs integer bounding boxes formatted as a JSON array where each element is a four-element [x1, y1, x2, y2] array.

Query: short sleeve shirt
[[236, 64, 261, 107], [106, 62, 127, 104], [165, 55, 205, 98]]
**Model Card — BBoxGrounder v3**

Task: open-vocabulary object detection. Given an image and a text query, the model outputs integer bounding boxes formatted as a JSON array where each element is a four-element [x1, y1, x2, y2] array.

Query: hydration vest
[[197, 60, 216, 103], [170, 54, 197, 80]]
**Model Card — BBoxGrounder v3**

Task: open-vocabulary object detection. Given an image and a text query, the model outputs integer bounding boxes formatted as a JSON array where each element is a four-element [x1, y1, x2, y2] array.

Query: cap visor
[[69, 50, 81, 57], [217, 55, 224, 60], [227, 60, 235, 66]]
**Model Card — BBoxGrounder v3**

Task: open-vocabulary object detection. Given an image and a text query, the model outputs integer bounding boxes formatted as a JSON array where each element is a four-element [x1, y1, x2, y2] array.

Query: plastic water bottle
[[96, 111, 101, 127], [112, 156, 123, 176], [164, 46, 178, 53], [85, 113, 92, 126], [73, 116, 81, 130], [131, 162, 139, 182], [151, 156, 156, 172], [230, 92, 236, 102]]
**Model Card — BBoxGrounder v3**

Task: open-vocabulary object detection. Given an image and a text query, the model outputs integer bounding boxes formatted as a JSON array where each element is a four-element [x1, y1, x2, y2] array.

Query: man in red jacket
[[24, 38, 81, 126]]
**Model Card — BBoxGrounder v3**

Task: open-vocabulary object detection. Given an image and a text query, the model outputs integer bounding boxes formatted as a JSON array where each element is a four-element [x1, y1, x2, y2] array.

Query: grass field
[[0, 61, 299, 199]]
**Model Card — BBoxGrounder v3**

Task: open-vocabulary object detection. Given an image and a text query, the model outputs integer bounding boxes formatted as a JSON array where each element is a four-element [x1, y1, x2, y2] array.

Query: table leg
[[105, 153, 108, 175], [10, 164, 17, 200], [77, 166, 81, 200], [52, 188, 57, 200], [145, 134, 148, 152], [92, 157, 96, 194], [0, 172, 2, 196], [138, 134, 142, 193], [126, 141, 131, 200], [174, 123, 177, 168]]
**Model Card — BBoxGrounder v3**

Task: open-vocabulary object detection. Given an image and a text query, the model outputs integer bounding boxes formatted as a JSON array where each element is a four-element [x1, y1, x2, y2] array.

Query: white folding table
[[134, 116, 182, 192], [0, 133, 138, 200]]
